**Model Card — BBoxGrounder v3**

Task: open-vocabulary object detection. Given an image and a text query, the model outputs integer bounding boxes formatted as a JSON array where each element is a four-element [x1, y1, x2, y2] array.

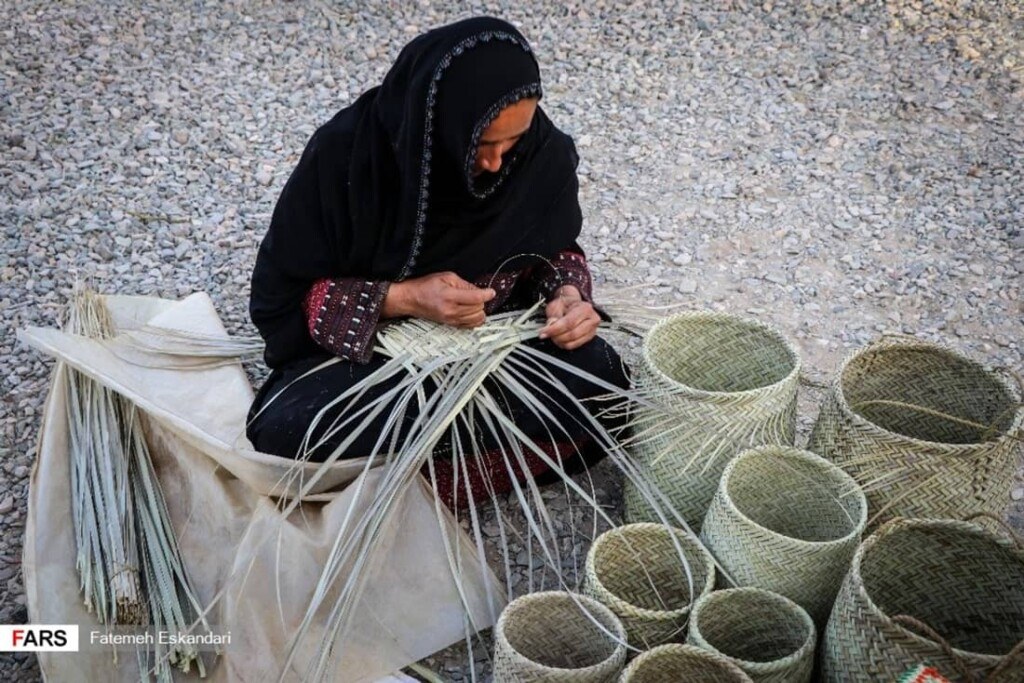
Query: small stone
[[172, 129, 189, 145], [969, 263, 984, 276], [678, 279, 698, 294], [1012, 488, 1024, 502], [0, 496, 13, 514], [256, 171, 273, 186]]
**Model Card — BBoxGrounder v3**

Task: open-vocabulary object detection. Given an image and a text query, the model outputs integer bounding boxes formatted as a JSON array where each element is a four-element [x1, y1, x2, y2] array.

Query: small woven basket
[[619, 644, 753, 682], [822, 517, 1024, 682], [583, 523, 715, 649], [493, 591, 628, 683], [623, 312, 800, 530], [687, 587, 816, 683], [700, 445, 867, 625], [808, 336, 1023, 527]]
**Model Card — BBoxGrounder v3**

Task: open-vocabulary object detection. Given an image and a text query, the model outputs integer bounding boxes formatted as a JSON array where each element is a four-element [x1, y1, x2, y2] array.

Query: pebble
[[0, 497, 13, 514]]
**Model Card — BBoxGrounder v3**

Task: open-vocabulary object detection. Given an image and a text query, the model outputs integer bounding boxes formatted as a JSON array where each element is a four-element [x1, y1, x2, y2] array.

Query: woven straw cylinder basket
[[623, 312, 800, 530], [619, 644, 753, 682], [493, 591, 627, 683], [822, 517, 1024, 682], [808, 336, 1023, 526], [687, 587, 816, 683], [700, 445, 867, 626], [583, 523, 715, 649]]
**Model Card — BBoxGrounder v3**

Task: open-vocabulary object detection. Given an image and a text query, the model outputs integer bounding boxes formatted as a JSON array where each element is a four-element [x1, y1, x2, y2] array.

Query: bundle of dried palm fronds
[[255, 304, 699, 681], [64, 286, 212, 681]]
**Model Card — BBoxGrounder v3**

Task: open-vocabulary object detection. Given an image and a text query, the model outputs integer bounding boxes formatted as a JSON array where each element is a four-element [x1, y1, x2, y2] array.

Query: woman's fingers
[[452, 310, 487, 328], [542, 302, 600, 347], [448, 286, 495, 306]]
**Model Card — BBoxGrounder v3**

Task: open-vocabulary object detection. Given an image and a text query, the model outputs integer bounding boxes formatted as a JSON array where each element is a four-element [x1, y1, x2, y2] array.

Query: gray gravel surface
[[2, 1, 1021, 680]]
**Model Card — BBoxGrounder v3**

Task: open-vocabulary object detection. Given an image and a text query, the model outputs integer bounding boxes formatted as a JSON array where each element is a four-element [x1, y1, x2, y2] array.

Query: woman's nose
[[478, 147, 502, 173]]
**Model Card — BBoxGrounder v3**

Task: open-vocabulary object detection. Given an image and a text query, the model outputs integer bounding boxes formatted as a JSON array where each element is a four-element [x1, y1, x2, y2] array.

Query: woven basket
[[493, 591, 627, 682], [687, 587, 816, 683], [619, 644, 753, 682], [623, 312, 800, 530], [700, 445, 867, 625], [808, 336, 1023, 527], [822, 517, 1024, 682], [583, 523, 715, 649]]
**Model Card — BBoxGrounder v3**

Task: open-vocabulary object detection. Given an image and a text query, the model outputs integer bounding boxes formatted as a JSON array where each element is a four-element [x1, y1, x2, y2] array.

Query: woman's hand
[[540, 285, 600, 350], [383, 271, 495, 328]]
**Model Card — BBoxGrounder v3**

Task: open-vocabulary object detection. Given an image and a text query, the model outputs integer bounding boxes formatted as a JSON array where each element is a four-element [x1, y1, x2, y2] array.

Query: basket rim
[[832, 338, 1024, 451], [584, 523, 716, 621], [689, 587, 816, 672], [715, 445, 868, 548], [848, 517, 1024, 664], [495, 590, 627, 674], [641, 311, 801, 399], [621, 643, 753, 681]]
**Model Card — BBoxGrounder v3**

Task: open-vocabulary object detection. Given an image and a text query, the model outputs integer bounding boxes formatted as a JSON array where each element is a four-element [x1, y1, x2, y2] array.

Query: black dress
[[244, 17, 630, 504]]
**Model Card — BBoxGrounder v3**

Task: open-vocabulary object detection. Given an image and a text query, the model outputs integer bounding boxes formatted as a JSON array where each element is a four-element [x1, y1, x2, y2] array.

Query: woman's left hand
[[540, 285, 600, 350]]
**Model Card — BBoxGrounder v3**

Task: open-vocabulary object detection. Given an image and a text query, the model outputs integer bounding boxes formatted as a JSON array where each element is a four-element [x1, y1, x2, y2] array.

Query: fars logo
[[0, 625, 79, 651]]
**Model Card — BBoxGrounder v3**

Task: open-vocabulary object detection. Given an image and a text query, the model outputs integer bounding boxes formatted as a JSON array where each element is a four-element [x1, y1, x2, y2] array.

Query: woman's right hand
[[382, 271, 495, 328]]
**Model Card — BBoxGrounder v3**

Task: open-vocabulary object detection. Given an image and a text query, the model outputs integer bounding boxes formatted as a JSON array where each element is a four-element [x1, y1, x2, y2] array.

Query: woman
[[246, 17, 628, 507]]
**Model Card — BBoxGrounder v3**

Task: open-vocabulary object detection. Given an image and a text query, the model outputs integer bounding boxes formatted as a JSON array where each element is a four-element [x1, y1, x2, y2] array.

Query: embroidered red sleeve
[[302, 277, 390, 364], [531, 250, 593, 302]]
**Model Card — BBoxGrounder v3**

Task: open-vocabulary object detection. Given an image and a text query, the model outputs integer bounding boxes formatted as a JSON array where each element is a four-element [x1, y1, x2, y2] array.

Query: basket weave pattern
[[583, 523, 715, 649], [808, 337, 1023, 526], [623, 313, 800, 530], [493, 591, 627, 682], [619, 643, 753, 682], [700, 446, 867, 625], [687, 587, 816, 683], [822, 518, 1024, 682]]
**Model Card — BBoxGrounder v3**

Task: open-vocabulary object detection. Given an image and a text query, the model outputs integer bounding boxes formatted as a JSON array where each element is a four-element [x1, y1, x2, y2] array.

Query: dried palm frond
[[252, 305, 709, 682], [65, 287, 146, 628], [101, 324, 265, 370], [64, 286, 212, 681]]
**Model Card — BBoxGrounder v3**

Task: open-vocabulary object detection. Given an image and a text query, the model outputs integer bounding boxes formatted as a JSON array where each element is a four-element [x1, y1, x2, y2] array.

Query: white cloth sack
[[18, 292, 504, 682]]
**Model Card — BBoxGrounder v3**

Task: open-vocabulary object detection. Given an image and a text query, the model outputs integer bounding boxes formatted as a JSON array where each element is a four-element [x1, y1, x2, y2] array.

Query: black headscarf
[[250, 17, 584, 368]]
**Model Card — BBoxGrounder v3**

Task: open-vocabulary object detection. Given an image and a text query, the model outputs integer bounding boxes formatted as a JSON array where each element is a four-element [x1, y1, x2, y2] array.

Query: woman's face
[[472, 97, 538, 177]]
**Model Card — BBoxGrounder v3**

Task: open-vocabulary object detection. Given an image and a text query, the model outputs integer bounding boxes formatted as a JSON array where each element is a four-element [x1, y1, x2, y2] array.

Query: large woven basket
[[687, 587, 816, 683], [623, 312, 800, 530], [822, 517, 1024, 682], [493, 591, 627, 683], [700, 445, 867, 625], [808, 336, 1023, 526], [619, 644, 753, 682], [583, 523, 715, 649]]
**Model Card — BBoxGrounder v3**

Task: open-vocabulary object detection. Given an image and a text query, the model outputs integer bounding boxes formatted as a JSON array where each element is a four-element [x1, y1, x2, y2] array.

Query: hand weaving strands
[[621, 312, 800, 531], [699, 446, 867, 626], [822, 517, 1024, 683], [618, 644, 753, 683], [686, 587, 816, 683], [807, 335, 1023, 528], [492, 592, 627, 683], [63, 288, 211, 680], [258, 308, 693, 682], [582, 523, 715, 649]]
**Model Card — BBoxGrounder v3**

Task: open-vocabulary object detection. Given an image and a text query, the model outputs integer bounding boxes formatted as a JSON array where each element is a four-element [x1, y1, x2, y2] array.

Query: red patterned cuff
[[303, 277, 390, 363], [534, 250, 593, 303]]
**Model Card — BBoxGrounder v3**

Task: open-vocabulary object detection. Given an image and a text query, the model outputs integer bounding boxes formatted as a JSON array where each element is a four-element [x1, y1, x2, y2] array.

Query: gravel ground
[[2, 1, 1022, 680]]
